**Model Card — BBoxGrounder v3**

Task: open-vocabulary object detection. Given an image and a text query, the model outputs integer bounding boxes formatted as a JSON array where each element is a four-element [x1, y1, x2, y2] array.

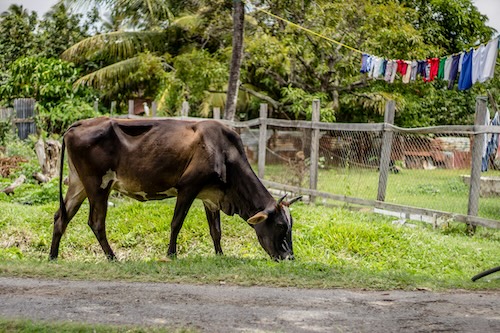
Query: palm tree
[[63, 0, 174, 104], [64, 0, 245, 118]]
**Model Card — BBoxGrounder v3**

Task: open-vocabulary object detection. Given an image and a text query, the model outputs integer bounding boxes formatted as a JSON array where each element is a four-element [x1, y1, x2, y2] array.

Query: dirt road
[[0, 277, 498, 332]]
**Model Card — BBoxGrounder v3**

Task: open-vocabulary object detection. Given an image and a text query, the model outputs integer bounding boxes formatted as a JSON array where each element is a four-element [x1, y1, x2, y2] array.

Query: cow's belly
[[103, 169, 223, 206], [101, 170, 178, 201]]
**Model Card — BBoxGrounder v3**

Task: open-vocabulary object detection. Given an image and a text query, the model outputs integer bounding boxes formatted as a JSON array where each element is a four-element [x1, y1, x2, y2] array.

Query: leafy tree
[[0, 56, 97, 133], [0, 5, 38, 72], [247, 0, 496, 125], [62, 0, 234, 114], [37, 2, 92, 58]]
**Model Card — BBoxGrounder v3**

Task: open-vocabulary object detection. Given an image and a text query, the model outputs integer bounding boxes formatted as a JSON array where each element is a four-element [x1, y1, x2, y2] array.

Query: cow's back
[[64, 117, 246, 201]]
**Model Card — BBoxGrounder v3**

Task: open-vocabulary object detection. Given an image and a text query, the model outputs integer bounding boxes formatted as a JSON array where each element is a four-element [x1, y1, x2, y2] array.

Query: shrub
[[36, 98, 99, 134]]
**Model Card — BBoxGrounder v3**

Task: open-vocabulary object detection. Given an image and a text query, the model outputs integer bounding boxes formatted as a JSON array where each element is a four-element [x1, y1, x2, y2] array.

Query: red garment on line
[[425, 58, 440, 82], [396, 60, 408, 75]]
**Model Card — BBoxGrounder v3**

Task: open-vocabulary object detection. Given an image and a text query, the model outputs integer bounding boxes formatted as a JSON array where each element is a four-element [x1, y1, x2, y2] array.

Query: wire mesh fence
[[123, 97, 499, 229], [230, 98, 500, 230]]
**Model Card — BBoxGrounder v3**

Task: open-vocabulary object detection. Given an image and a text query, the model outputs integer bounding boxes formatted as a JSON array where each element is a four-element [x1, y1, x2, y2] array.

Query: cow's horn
[[288, 196, 302, 205], [277, 193, 288, 205], [282, 195, 302, 207]]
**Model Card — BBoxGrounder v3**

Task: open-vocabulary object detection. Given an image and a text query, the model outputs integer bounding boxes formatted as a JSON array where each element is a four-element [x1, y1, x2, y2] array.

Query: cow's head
[[248, 194, 302, 260]]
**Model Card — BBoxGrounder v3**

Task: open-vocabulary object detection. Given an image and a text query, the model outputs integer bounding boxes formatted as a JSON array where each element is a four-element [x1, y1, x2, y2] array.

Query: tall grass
[[0, 194, 498, 291]]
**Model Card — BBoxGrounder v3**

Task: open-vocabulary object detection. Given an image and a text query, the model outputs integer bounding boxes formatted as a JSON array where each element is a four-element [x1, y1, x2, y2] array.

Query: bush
[[36, 98, 99, 134], [0, 120, 12, 146]]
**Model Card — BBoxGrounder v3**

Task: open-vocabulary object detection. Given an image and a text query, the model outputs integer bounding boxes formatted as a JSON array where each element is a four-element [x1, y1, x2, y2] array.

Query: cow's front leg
[[167, 191, 197, 257], [203, 203, 223, 255]]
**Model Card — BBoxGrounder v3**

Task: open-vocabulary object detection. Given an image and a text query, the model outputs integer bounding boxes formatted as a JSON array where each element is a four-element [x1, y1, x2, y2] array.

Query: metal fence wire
[[226, 98, 500, 230]]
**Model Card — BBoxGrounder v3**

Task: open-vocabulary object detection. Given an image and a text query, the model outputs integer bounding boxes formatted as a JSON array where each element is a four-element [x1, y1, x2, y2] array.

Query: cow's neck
[[224, 162, 275, 221]]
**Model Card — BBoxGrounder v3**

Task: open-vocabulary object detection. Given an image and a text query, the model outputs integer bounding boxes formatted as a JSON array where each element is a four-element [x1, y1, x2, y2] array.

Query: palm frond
[[172, 14, 202, 31], [74, 56, 142, 89], [61, 31, 167, 62]]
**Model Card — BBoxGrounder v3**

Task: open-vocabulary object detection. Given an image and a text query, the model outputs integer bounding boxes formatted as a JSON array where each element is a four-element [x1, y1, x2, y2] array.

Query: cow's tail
[[58, 136, 67, 222]]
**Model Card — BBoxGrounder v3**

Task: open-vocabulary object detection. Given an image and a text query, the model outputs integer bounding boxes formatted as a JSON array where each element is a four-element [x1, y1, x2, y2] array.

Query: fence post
[[110, 101, 116, 116], [181, 101, 189, 117], [151, 101, 157, 117], [309, 99, 321, 203], [128, 100, 134, 116], [467, 96, 488, 233], [213, 107, 221, 120], [258, 103, 268, 179], [377, 100, 396, 201]]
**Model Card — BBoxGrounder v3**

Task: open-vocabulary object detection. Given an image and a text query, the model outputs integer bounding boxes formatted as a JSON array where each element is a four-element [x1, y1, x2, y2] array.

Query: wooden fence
[[0, 98, 37, 140], [154, 97, 500, 230]]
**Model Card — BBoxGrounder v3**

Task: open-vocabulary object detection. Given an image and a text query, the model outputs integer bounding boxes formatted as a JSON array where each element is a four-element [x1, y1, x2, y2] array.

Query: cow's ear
[[247, 211, 268, 225]]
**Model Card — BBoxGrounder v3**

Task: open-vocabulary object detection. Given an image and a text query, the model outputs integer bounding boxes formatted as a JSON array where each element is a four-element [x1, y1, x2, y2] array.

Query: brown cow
[[50, 117, 300, 261]]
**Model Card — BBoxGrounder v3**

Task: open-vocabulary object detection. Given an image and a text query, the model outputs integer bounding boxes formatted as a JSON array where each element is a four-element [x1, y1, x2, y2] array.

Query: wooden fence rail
[[124, 97, 500, 230]]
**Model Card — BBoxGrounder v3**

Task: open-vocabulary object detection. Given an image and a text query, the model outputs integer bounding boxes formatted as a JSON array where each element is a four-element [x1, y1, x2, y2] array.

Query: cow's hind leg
[[87, 189, 116, 260], [50, 180, 87, 260], [203, 203, 223, 255]]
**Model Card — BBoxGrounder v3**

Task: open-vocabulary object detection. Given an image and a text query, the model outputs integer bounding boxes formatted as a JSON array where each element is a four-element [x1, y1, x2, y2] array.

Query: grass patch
[[0, 198, 499, 291], [0, 318, 192, 333], [265, 165, 500, 220]]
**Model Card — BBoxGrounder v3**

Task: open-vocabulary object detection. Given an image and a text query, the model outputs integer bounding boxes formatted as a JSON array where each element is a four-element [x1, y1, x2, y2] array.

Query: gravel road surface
[[0, 277, 499, 332]]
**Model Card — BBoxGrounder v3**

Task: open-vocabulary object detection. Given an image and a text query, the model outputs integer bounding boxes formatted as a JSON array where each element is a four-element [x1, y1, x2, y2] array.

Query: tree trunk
[[34, 138, 62, 182], [224, 0, 245, 121]]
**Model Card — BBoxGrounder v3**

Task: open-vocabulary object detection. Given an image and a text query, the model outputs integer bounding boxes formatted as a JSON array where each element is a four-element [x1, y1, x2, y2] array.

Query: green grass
[[0, 318, 191, 333], [0, 196, 499, 291], [265, 164, 500, 220]]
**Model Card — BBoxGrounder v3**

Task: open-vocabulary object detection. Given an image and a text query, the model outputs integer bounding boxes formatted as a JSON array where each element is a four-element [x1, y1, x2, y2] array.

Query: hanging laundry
[[380, 59, 388, 77], [458, 52, 465, 72], [402, 61, 412, 83], [396, 60, 408, 75], [482, 110, 499, 172], [417, 60, 427, 80], [471, 44, 484, 84], [389, 61, 398, 83], [384, 60, 395, 82], [458, 50, 473, 90], [360, 53, 372, 73], [447, 54, 461, 89], [443, 56, 452, 81], [437, 57, 447, 80], [424, 57, 440, 82], [369, 56, 380, 78], [410, 60, 418, 81], [478, 37, 499, 83], [373, 57, 384, 79]]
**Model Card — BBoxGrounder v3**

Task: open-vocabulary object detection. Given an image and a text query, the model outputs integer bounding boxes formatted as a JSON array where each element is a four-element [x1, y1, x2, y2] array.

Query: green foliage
[[280, 86, 333, 121], [36, 98, 99, 134], [2, 180, 60, 205], [158, 49, 228, 116], [21, 0, 497, 125], [37, 2, 90, 58], [0, 120, 12, 146], [0, 56, 93, 107], [0, 5, 38, 72]]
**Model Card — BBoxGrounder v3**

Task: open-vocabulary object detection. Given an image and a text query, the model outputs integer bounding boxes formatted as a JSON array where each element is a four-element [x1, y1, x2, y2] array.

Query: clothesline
[[254, 7, 499, 90], [361, 37, 499, 90]]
